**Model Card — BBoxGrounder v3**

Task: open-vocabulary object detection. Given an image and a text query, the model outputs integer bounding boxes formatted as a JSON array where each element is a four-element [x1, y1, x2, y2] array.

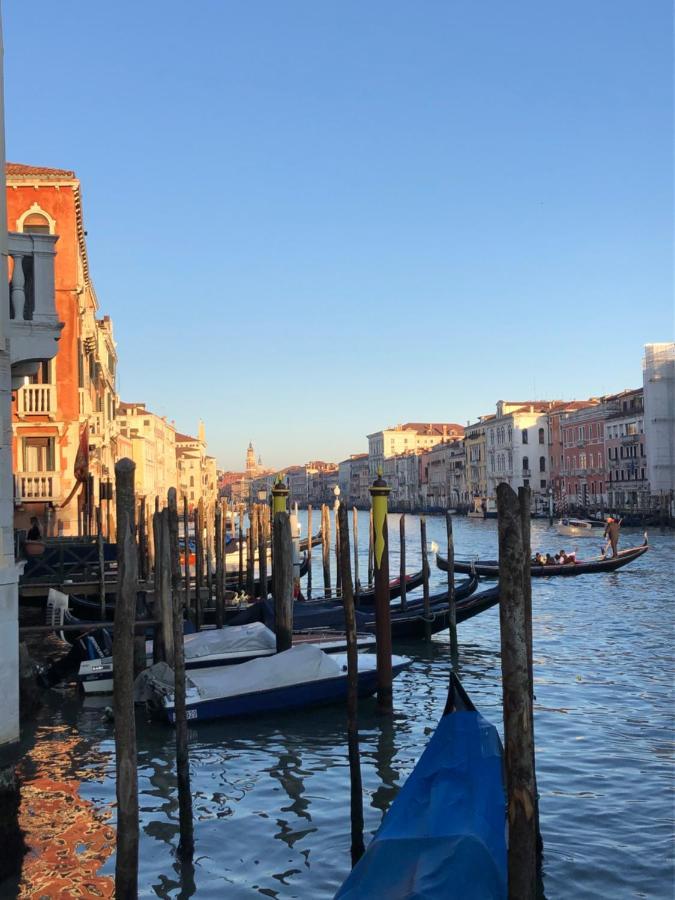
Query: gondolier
[[603, 517, 622, 557]]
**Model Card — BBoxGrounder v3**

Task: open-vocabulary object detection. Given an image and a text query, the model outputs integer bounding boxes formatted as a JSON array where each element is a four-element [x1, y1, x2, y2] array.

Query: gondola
[[68, 554, 310, 621], [301, 569, 426, 607], [335, 672, 506, 899], [370, 583, 499, 640], [437, 540, 649, 579]]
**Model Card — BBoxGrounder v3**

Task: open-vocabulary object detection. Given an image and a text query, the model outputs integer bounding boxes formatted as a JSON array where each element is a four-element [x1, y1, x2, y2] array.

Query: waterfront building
[[383, 452, 421, 510], [643, 343, 675, 512], [559, 404, 609, 509], [604, 388, 649, 512], [286, 465, 309, 506], [367, 422, 464, 478], [0, 58, 62, 742], [337, 453, 370, 508], [176, 422, 218, 512], [486, 402, 554, 513], [6, 163, 118, 536], [464, 416, 492, 511], [117, 402, 177, 507], [419, 440, 466, 510], [308, 463, 339, 505], [547, 401, 599, 506]]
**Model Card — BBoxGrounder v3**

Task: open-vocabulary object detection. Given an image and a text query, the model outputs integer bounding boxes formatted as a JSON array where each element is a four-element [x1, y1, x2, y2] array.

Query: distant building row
[[238, 349, 675, 519]]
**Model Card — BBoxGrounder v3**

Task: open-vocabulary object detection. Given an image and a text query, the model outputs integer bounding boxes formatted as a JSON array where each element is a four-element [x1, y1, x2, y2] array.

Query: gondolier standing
[[603, 517, 622, 557]]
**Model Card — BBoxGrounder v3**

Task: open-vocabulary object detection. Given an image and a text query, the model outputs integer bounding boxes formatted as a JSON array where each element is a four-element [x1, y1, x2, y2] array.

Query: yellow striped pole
[[271, 476, 289, 516]]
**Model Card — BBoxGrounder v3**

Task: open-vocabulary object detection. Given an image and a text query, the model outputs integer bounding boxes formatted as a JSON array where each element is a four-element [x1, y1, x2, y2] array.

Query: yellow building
[[464, 415, 493, 511], [117, 401, 177, 506], [176, 422, 218, 512]]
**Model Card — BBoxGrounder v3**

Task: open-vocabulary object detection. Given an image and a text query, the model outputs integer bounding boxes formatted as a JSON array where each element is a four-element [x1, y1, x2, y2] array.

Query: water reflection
[[17, 725, 114, 898]]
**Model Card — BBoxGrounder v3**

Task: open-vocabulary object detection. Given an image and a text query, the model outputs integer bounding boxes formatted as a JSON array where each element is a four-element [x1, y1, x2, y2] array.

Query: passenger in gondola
[[545, 553, 556, 566], [533, 552, 546, 566]]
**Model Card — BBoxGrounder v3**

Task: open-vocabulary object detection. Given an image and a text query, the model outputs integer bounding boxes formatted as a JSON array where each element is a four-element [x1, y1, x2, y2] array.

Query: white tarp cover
[[188, 644, 348, 702], [183, 622, 276, 660]]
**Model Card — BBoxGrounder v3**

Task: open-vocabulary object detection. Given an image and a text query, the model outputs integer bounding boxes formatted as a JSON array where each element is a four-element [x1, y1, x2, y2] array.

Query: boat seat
[[46, 588, 70, 643]]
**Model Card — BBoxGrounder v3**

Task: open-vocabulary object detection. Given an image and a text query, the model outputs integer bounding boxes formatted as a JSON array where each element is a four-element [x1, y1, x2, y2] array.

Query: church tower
[[246, 442, 257, 475]]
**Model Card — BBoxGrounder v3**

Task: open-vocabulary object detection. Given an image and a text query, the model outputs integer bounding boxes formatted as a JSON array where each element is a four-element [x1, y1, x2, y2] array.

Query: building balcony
[[15, 471, 60, 503], [8, 232, 62, 387], [15, 383, 56, 418], [521, 468, 532, 478]]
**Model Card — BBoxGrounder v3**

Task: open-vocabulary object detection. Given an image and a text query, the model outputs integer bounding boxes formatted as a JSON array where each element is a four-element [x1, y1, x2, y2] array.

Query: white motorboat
[[78, 622, 376, 694], [555, 518, 594, 537]]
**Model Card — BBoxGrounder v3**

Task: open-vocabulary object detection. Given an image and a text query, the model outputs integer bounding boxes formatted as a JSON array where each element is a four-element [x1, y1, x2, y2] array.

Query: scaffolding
[[643, 343, 675, 502]]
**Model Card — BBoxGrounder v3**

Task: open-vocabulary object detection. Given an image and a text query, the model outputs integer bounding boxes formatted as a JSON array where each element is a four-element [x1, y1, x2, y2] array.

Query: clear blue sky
[[4, 1, 673, 470]]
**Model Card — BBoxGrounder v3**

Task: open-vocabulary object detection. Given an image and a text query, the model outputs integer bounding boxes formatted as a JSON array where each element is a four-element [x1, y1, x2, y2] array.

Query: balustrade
[[7, 232, 61, 376], [15, 471, 60, 502], [16, 383, 56, 416]]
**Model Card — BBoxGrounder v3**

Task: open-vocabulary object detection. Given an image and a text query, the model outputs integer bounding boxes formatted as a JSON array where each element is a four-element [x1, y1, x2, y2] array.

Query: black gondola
[[372, 583, 499, 639], [437, 540, 649, 579], [67, 554, 310, 621]]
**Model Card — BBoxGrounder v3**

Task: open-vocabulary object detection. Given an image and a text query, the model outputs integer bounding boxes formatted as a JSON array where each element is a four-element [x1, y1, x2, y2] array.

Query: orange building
[[6, 164, 118, 536]]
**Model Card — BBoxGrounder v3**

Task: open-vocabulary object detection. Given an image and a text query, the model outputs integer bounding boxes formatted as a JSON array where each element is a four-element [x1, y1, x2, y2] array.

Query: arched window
[[538, 428, 545, 444], [539, 456, 546, 473], [522, 456, 529, 472], [522, 429, 528, 444], [16, 203, 56, 234], [21, 213, 50, 234]]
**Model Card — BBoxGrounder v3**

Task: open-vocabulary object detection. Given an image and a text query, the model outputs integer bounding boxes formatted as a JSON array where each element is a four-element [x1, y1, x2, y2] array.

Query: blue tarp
[[336, 709, 507, 900]]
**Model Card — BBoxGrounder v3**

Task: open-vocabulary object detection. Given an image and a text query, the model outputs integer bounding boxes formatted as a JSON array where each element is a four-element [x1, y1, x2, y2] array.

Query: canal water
[[6, 514, 674, 899]]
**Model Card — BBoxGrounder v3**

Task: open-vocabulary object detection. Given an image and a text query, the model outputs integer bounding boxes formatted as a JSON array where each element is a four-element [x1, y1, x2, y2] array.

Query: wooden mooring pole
[[272, 511, 293, 652], [215, 503, 224, 628], [352, 506, 360, 606], [182, 497, 192, 625], [335, 503, 342, 596], [399, 514, 406, 611], [446, 511, 458, 660], [113, 458, 139, 897], [194, 505, 203, 631], [97, 507, 105, 621], [258, 505, 268, 600], [338, 501, 365, 865], [167, 488, 194, 860], [420, 516, 431, 642], [367, 507, 374, 587], [370, 471, 393, 712], [497, 482, 538, 899], [519, 486, 543, 855], [322, 504, 331, 598], [306, 504, 313, 600], [237, 508, 244, 591]]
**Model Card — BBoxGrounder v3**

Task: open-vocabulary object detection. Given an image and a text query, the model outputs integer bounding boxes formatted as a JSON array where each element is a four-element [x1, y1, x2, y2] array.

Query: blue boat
[[335, 673, 507, 899], [148, 645, 411, 724]]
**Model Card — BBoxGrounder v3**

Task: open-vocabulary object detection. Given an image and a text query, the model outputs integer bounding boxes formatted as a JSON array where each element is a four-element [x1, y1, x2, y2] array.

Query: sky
[[4, 1, 673, 470]]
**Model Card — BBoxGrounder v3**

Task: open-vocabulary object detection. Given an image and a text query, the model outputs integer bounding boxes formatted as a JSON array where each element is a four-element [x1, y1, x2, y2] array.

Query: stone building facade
[[6, 163, 118, 536]]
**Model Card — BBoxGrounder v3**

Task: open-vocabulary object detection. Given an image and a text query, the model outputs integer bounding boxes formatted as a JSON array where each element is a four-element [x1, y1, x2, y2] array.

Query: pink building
[[560, 405, 609, 509]]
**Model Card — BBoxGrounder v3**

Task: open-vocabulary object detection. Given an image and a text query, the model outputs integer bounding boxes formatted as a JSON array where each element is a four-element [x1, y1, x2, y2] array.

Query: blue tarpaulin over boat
[[335, 707, 507, 900]]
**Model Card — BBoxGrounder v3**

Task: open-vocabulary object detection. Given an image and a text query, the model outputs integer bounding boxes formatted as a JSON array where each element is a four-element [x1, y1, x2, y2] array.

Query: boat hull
[[162, 660, 410, 724]]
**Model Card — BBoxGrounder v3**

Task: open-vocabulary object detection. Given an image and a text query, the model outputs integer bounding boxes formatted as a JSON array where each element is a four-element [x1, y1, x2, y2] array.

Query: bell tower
[[246, 442, 256, 475]]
